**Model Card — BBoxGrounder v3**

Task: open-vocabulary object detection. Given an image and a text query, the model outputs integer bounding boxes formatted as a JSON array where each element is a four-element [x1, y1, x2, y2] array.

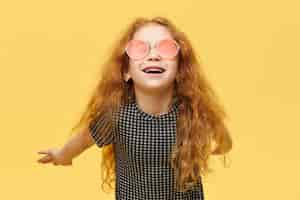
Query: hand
[[37, 148, 72, 166]]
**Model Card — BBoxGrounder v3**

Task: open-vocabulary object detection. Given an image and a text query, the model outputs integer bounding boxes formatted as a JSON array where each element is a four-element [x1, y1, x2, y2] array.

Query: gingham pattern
[[89, 97, 205, 200]]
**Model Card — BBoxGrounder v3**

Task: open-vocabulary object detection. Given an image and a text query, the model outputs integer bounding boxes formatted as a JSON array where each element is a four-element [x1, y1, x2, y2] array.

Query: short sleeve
[[88, 113, 115, 148]]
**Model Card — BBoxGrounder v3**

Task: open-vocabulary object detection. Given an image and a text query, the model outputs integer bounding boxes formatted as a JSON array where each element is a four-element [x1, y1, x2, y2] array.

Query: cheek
[[128, 60, 142, 73], [168, 61, 179, 74]]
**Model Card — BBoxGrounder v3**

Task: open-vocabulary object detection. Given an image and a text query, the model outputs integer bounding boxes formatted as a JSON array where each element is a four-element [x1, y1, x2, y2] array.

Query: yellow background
[[1, 0, 299, 199]]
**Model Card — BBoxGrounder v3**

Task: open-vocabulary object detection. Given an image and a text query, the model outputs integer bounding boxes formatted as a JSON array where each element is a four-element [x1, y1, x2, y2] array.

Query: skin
[[37, 128, 95, 165], [124, 23, 179, 116]]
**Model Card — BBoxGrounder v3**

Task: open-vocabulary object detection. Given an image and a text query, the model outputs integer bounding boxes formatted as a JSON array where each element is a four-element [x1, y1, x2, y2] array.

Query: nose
[[146, 46, 161, 61]]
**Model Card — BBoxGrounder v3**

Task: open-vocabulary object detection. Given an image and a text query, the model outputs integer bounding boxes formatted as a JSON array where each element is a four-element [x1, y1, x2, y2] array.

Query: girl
[[37, 16, 232, 200]]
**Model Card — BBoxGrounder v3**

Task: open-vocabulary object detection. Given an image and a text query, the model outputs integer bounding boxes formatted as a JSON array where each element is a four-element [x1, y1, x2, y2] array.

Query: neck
[[133, 86, 175, 116]]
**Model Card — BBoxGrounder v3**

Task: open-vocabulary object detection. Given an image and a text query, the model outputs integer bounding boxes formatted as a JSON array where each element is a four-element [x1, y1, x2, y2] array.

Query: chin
[[144, 83, 174, 91]]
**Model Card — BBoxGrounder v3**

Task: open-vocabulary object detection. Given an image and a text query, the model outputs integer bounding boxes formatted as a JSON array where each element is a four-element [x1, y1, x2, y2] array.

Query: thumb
[[38, 149, 52, 155]]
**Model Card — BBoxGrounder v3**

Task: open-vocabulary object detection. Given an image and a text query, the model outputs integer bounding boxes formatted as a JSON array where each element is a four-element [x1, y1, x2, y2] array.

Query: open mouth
[[142, 66, 166, 74]]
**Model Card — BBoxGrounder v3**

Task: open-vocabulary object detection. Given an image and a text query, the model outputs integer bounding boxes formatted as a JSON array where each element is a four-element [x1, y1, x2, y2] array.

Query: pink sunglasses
[[125, 39, 180, 60]]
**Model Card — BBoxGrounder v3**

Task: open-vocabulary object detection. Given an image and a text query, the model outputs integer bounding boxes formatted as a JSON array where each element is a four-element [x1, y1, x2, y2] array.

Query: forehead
[[132, 24, 174, 43]]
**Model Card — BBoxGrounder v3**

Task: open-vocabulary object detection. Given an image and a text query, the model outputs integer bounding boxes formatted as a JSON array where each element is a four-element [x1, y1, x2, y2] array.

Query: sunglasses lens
[[157, 39, 179, 59], [125, 40, 148, 60]]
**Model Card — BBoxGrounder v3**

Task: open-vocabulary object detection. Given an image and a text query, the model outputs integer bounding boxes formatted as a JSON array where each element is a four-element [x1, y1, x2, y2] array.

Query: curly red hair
[[70, 16, 232, 193]]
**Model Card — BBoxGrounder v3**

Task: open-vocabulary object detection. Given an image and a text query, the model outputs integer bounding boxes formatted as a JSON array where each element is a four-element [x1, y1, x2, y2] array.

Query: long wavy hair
[[69, 16, 232, 193]]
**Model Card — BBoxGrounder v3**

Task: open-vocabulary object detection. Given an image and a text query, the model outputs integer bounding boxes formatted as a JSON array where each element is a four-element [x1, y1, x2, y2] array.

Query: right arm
[[37, 126, 96, 165], [57, 126, 96, 161], [37, 113, 114, 166]]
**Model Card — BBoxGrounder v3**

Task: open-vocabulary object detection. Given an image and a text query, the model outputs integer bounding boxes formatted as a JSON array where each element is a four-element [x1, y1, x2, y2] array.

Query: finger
[[37, 150, 50, 154], [37, 155, 53, 163]]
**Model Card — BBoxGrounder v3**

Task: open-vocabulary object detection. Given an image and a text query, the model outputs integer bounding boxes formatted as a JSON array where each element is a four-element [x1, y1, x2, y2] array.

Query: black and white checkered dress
[[89, 97, 205, 199]]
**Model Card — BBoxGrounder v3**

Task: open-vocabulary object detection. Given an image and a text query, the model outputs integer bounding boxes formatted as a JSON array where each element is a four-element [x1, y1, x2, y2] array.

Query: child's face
[[124, 23, 179, 93]]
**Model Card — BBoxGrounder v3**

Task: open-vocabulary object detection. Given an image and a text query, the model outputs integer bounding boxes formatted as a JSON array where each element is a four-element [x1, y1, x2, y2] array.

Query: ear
[[123, 72, 131, 82]]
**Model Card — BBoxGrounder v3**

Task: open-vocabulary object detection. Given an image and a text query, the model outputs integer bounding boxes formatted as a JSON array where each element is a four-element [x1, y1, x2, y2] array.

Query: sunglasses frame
[[125, 38, 180, 60]]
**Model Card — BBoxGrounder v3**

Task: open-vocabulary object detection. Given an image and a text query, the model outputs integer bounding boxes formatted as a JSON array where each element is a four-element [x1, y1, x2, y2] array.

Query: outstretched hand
[[37, 148, 72, 166]]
